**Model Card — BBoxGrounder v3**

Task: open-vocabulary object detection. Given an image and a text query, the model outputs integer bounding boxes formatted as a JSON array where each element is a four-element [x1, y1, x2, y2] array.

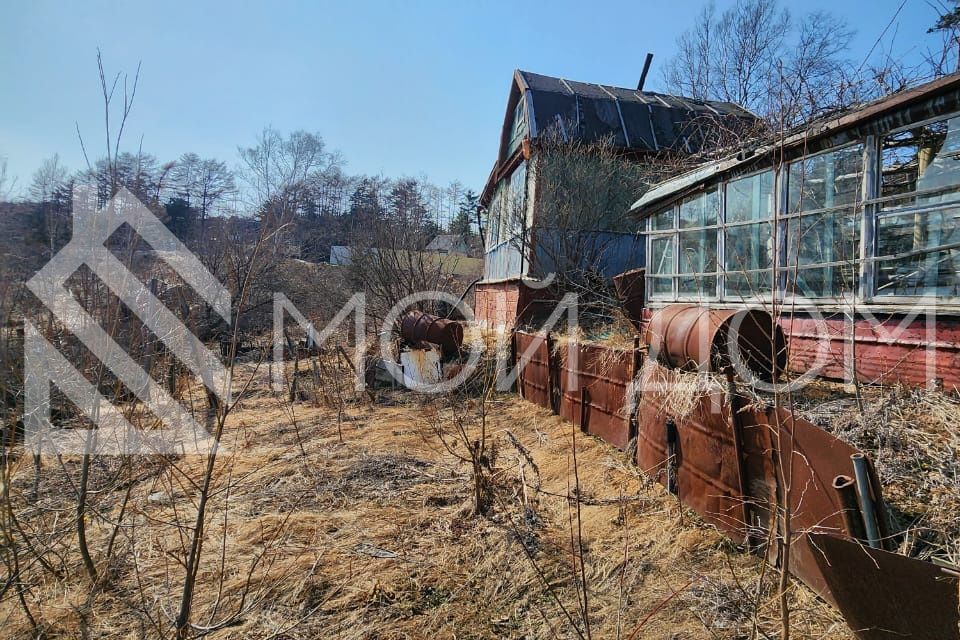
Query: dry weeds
[[0, 359, 854, 639]]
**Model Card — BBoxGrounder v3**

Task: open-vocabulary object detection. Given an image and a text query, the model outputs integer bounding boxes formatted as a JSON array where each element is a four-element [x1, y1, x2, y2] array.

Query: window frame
[[779, 141, 866, 302], [867, 112, 960, 303], [645, 187, 722, 302], [721, 168, 778, 301]]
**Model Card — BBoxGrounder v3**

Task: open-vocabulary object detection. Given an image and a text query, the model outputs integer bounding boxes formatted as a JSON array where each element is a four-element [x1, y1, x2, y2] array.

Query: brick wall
[[474, 281, 522, 329]]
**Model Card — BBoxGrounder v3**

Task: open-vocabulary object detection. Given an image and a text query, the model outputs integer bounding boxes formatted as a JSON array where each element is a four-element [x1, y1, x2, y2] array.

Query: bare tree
[[663, 0, 855, 125], [29, 155, 71, 257], [0, 158, 15, 201], [169, 152, 236, 239], [238, 128, 340, 216]]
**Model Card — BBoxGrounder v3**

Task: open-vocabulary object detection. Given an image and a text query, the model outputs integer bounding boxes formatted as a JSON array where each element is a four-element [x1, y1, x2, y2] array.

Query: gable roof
[[516, 70, 756, 152], [482, 69, 760, 204], [425, 234, 469, 253]]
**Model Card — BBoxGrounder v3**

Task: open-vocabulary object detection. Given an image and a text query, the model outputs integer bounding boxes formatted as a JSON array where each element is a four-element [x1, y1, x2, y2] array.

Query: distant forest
[[3, 127, 480, 265]]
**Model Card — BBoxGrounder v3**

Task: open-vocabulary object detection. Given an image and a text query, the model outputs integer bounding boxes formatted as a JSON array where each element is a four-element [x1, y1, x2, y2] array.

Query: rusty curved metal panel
[[742, 406, 876, 599], [635, 363, 753, 542], [633, 362, 884, 563], [646, 304, 787, 380], [513, 324, 955, 639], [805, 532, 960, 640]]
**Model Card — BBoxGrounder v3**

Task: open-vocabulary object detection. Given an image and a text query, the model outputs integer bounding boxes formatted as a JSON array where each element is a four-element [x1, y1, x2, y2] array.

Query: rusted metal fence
[[515, 332, 640, 451], [512, 320, 959, 639]]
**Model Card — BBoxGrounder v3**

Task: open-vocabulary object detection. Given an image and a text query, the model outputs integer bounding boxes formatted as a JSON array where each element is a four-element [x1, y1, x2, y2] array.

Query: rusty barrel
[[400, 311, 464, 355], [645, 304, 786, 380]]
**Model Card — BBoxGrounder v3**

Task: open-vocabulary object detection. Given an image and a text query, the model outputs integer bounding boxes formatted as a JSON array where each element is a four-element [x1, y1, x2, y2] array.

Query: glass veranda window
[[649, 233, 675, 298], [646, 190, 719, 300], [783, 144, 863, 298], [724, 171, 775, 298], [677, 191, 718, 297], [876, 114, 960, 297]]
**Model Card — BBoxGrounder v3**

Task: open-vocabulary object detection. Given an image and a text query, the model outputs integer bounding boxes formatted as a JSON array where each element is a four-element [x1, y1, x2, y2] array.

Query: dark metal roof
[[517, 70, 757, 153]]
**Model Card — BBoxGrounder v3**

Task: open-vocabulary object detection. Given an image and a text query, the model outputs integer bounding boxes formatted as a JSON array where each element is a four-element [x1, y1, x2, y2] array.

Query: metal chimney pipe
[[637, 53, 654, 91]]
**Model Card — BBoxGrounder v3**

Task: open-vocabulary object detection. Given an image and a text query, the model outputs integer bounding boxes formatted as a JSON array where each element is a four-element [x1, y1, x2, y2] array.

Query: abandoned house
[[424, 233, 471, 256], [630, 72, 960, 388], [474, 68, 757, 327]]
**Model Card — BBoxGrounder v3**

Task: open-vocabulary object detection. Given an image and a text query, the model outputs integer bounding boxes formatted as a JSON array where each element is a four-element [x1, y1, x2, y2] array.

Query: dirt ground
[[2, 361, 852, 639]]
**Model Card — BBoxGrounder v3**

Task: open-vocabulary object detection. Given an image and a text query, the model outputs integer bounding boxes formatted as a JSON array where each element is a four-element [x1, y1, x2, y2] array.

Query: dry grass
[[1, 360, 853, 639]]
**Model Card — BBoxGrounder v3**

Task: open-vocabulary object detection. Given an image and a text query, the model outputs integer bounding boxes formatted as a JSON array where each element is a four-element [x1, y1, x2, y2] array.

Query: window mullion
[[861, 135, 877, 303], [718, 185, 726, 301]]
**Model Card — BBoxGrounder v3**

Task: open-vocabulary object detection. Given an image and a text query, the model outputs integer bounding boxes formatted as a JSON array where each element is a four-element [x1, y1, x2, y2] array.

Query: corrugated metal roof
[[517, 70, 756, 152]]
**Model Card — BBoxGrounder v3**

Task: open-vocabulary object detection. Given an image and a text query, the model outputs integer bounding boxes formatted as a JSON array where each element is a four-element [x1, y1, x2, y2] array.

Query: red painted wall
[[783, 314, 960, 390]]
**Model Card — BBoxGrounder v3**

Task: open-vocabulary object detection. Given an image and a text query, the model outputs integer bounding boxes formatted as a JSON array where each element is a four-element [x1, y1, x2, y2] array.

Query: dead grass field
[[1, 358, 858, 639]]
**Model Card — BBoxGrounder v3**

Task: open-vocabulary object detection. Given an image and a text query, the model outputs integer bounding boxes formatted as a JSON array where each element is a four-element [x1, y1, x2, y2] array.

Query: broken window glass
[[875, 114, 960, 297], [880, 115, 960, 209], [875, 207, 960, 296]]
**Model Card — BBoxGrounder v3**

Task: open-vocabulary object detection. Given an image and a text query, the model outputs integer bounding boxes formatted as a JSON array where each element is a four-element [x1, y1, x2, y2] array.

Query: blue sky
[[0, 0, 945, 197]]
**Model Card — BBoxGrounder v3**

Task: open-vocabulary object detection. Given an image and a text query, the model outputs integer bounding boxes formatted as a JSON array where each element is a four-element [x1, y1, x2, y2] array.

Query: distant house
[[425, 234, 470, 256], [329, 245, 352, 265], [475, 68, 757, 327]]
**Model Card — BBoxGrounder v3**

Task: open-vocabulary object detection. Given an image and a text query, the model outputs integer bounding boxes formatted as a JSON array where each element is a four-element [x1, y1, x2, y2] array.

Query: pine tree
[[450, 189, 478, 236]]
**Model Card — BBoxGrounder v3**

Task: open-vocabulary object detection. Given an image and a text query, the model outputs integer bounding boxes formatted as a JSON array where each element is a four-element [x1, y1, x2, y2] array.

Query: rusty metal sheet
[[635, 362, 752, 542], [612, 267, 645, 328], [514, 331, 552, 411], [805, 532, 960, 640], [741, 407, 879, 598], [633, 361, 888, 570], [557, 341, 635, 450]]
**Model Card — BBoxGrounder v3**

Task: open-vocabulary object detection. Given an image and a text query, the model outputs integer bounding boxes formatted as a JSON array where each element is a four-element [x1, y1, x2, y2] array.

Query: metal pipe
[[665, 418, 678, 495], [864, 456, 893, 550], [832, 475, 867, 542], [637, 53, 654, 91], [851, 454, 881, 549]]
